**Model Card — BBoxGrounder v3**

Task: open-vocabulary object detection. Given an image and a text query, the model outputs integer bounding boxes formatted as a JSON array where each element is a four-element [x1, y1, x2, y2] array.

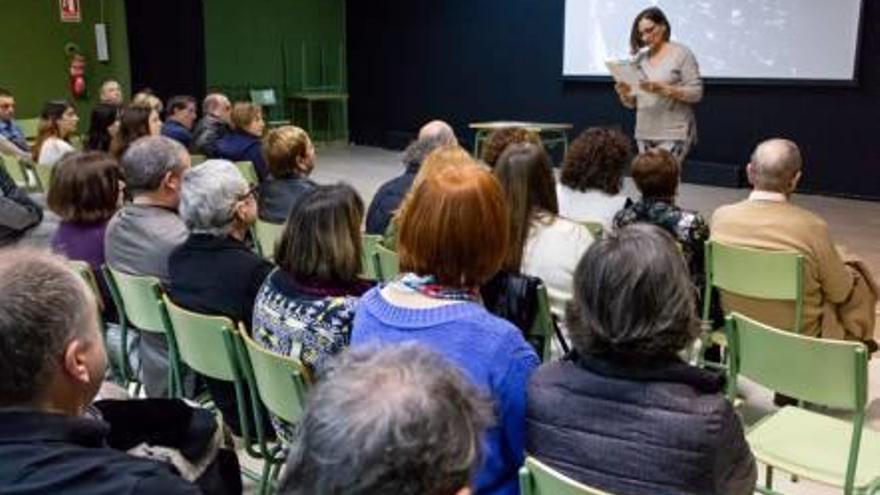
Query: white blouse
[[556, 183, 629, 231], [38, 137, 75, 166]]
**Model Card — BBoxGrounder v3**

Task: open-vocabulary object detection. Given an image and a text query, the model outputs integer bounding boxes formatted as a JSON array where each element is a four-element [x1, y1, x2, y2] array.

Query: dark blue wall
[[347, 1, 880, 199]]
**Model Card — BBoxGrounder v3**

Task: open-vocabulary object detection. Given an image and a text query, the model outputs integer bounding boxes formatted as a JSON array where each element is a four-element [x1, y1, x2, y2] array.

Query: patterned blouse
[[613, 198, 710, 292], [252, 268, 373, 441]]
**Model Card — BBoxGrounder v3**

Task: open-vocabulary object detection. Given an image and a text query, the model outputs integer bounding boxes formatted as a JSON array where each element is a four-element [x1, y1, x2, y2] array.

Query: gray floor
[[306, 143, 880, 494]]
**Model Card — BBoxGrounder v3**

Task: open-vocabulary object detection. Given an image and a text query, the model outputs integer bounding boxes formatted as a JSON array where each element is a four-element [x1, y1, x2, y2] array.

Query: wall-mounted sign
[[60, 0, 81, 23]]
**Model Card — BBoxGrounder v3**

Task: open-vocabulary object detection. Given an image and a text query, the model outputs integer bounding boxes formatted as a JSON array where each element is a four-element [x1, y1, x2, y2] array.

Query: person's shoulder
[[129, 467, 202, 494], [670, 41, 697, 59]]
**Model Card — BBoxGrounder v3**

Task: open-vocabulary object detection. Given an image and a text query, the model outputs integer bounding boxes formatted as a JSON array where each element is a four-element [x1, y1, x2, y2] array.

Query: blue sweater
[[352, 287, 540, 495]]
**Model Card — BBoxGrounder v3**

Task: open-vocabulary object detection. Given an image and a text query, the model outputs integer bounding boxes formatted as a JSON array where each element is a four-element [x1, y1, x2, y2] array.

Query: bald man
[[711, 139, 876, 347], [365, 120, 457, 234]]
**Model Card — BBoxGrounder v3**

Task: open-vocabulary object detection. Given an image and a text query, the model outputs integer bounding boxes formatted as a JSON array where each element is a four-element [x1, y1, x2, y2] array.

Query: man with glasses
[[161, 95, 198, 149], [0, 88, 30, 159]]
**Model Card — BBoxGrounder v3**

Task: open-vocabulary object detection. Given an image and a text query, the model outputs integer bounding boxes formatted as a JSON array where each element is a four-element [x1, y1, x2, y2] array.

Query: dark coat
[[526, 353, 756, 495], [214, 131, 269, 182], [161, 120, 194, 150], [191, 115, 230, 158], [258, 175, 318, 224], [364, 163, 417, 234]]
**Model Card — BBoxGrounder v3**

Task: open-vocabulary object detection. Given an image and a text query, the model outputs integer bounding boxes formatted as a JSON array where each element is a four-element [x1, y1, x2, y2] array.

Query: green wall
[[0, 0, 130, 126], [203, 0, 346, 102]]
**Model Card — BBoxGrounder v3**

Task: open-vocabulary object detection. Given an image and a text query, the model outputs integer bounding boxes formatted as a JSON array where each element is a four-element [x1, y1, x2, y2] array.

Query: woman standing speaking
[[615, 7, 703, 164]]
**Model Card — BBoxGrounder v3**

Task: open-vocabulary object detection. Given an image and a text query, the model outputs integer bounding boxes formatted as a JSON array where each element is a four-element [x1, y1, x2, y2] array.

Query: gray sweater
[[633, 42, 703, 141]]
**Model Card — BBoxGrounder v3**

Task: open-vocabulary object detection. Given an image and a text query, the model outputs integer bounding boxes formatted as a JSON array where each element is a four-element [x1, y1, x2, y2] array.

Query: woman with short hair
[[259, 125, 317, 223], [110, 105, 161, 159], [352, 160, 540, 495], [557, 127, 632, 230], [526, 224, 756, 495], [33, 100, 79, 165], [215, 102, 269, 181], [166, 159, 273, 436]]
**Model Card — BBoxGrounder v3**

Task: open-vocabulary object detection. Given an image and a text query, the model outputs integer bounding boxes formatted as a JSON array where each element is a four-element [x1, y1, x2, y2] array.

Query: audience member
[[259, 125, 317, 223], [86, 103, 120, 152], [557, 127, 632, 230], [480, 126, 541, 168], [0, 164, 42, 246], [131, 91, 163, 114], [279, 344, 493, 495], [712, 138, 878, 346], [526, 224, 756, 495], [192, 92, 232, 157], [215, 102, 268, 181], [352, 161, 539, 495], [0, 247, 200, 494], [167, 159, 273, 436], [614, 148, 709, 292], [111, 105, 162, 159], [365, 119, 456, 234], [33, 100, 78, 165], [493, 142, 593, 347], [48, 151, 123, 316], [105, 136, 191, 397], [161, 95, 197, 149], [253, 183, 373, 440], [0, 87, 30, 158], [99, 79, 124, 106]]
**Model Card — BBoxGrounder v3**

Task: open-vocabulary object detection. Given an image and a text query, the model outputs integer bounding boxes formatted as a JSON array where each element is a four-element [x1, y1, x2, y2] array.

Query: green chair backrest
[[162, 295, 239, 382], [530, 284, 554, 361], [17, 118, 39, 141], [726, 312, 867, 410], [375, 243, 399, 281], [361, 234, 383, 280], [1, 154, 29, 188], [237, 325, 310, 425], [520, 457, 614, 495], [103, 266, 168, 334], [579, 221, 604, 239], [235, 161, 259, 184], [703, 240, 804, 333], [254, 220, 285, 260], [70, 260, 104, 311], [34, 162, 54, 194], [191, 154, 207, 165]]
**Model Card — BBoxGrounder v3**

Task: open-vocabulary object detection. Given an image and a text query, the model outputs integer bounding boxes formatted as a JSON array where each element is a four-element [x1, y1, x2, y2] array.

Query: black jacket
[[191, 115, 230, 158], [365, 163, 417, 235], [258, 175, 318, 224], [0, 164, 42, 246], [0, 409, 201, 495], [526, 354, 756, 495]]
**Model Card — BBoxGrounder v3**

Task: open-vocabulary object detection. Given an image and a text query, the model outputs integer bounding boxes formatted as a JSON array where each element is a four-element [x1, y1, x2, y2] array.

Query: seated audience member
[[253, 183, 373, 440], [493, 142, 593, 347], [279, 344, 493, 495], [99, 79, 125, 106], [86, 103, 120, 152], [352, 161, 540, 495], [365, 119, 456, 234], [0, 247, 199, 494], [526, 224, 756, 495], [110, 104, 162, 159], [0, 164, 43, 246], [480, 126, 541, 168], [192, 92, 232, 157], [0, 87, 30, 158], [614, 148, 709, 292], [105, 136, 191, 397], [712, 138, 878, 346], [161, 95, 197, 149], [259, 125, 317, 223], [557, 127, 632, 230], [33, 100, 79, 166], [48, 151, 123, 316], [131, 91, 163, 114], [167, 159, 272, 436], [215, 102, 269, 181]]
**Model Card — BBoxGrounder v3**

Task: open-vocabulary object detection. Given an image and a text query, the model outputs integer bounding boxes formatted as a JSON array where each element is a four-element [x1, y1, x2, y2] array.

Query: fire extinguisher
[[66, 43, 87, 100]]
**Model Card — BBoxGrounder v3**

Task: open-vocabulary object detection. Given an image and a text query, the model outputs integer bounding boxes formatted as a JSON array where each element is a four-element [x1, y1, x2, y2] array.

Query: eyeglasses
[[639, 23, 659, 37], [236, 183, 259, 202]]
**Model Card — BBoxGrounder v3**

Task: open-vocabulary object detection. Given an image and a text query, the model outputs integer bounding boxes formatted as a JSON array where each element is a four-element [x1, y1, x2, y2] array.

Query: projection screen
[[563, 0, 865, 81]]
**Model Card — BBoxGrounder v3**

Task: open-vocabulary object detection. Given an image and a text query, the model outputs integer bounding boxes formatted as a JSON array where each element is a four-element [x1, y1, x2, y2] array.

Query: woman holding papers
[[614, 7, 702, 164]]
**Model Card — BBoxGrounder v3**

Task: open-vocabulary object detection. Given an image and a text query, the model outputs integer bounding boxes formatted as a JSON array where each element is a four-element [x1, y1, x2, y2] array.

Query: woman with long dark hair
[[86, 103, 120, 152], [33, 100, 78, 165]]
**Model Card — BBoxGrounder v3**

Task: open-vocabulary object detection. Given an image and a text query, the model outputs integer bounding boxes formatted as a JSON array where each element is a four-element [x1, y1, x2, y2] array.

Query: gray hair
[[750, 138, 802, 193], [180, 160, 248, 236], [402, 133, 454, 168], [279, 344, 494, 495], [566, 223, 700, 359], [0, 248, 92, 407], [202, 93, 230, 116], [121, 136, 187, 194]]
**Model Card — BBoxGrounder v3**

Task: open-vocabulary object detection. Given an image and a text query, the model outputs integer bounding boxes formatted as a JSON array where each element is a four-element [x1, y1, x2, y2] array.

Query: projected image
[[563, 0, 862, 80]]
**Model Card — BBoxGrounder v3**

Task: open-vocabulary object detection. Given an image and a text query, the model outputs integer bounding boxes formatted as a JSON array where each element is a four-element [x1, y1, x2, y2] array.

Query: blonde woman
[[259, 125, 317, 223]]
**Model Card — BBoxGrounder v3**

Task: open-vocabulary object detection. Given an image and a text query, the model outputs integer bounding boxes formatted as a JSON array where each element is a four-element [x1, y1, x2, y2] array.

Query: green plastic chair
[[529, 284, 555, 362], [235, 160, 259, 184], [102, 265, 181, 396], [726, 312, 880, 495], [1, 154, 31, 190], [253, 220, 285, 260], [190, 154, 207, 165], [375, 243, 399, 281], [17, 118, 39, 143], [236, 324, 311, 493], [519, 457, 614, 495], [33, 162, 54, 194], [579, 221, 604, 239], [361, 234, 383, 280]]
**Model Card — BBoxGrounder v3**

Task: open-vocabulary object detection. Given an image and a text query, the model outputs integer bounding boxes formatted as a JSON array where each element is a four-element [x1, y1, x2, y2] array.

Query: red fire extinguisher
[[69, 53, 87, 99]]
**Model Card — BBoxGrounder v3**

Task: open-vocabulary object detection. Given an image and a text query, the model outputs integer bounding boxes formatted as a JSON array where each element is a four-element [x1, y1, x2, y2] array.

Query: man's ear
[[162, 170, 181, 192], [746, 162, 756, 186], [789, 170, 802, 192], [62, 338, 94, 386]]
